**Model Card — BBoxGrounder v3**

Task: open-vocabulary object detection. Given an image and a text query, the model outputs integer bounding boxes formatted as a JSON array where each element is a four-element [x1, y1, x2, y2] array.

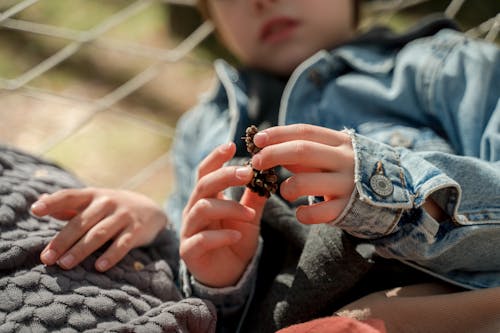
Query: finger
[[284, 165, 323, 174], [280, 173, 354, 202], [180, 230, 242, 261], [296, 199, 350, 225], [40, 198, 114, 265], [32, 193, 78, 219], [252, 140, 353, 171], [31, 188, 93, 217], [223, 189, 267, 259], [239, 187, 267, 224], [185, 165, 253, 212], [94, 228, 136, 272], [49, 210, 80, 220], [197, 142, 236, 181], [253, 124, 349, 149], [182, 198, 256, 238], [55, 215, 126, 270]]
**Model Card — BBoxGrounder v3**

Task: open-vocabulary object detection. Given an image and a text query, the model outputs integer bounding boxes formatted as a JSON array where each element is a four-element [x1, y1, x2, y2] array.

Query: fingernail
[[41, 249, 57, 264], [96, 259, 109, 271], [236, 167, 251, 180], [231, 231, 242, 241], [254, 132, 268, 145], [244, 207, 256, 219], [31, 201, 47, 213], [251, 155, 261, 167], [58, 253, 74, 269], [221, 142, 233, 152]]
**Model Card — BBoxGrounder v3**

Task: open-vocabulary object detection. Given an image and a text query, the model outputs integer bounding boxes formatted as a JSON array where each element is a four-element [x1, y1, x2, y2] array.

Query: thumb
[[240, 188, 267, 224]]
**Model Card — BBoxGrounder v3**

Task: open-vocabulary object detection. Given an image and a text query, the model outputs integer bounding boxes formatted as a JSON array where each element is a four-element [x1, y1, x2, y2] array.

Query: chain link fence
[[0, 0, 499, 202]]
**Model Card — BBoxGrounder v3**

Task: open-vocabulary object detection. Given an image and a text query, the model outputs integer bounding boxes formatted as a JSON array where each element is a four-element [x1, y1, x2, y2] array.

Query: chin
[[260, 56, 309, 77]]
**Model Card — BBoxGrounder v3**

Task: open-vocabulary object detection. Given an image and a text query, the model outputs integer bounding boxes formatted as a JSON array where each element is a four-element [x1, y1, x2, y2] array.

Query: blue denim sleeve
[[331, 30, 500, 289]]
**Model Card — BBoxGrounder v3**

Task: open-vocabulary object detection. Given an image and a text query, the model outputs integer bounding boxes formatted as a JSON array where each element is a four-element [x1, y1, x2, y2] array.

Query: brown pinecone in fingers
[[242, 125, 278, 197], [247, 166, 279, 197], [244, 125, 261, 155]]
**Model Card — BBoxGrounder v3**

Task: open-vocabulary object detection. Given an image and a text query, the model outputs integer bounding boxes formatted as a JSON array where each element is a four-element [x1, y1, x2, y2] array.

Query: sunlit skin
[[31, 188, 168, 272], [251, 125, 355, 223]]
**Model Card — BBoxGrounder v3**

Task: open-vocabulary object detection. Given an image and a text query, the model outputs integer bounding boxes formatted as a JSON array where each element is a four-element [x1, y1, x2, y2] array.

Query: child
[[172, 0, 500, 331], [31, 0, 500, 332]]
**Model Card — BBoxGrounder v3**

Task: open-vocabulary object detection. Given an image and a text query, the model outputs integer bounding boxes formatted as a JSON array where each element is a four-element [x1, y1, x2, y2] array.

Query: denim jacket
[[168, 26, 500, 306]]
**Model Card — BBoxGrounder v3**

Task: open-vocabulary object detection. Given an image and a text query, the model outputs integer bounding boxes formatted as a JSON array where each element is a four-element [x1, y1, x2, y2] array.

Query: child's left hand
[[31, 188, 169, 271], [251, 124, 355, 225]]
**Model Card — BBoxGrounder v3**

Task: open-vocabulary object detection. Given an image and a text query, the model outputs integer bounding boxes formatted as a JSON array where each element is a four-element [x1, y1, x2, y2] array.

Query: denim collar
[[347, 14, 460, 49]]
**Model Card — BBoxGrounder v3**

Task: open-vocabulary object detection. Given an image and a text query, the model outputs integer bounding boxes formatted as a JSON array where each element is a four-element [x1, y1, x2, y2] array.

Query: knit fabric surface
[[0, 145, 216, 333]]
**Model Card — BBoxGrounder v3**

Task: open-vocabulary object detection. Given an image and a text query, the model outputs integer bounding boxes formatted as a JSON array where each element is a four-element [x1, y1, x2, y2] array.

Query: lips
[[260, 17, 299, 43]]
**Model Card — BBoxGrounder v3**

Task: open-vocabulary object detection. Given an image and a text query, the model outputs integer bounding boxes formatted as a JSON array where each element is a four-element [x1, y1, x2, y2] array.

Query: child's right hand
[[180, 142, 267, 288]]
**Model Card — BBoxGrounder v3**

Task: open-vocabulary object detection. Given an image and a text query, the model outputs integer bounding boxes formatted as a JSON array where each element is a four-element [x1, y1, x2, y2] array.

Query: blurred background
[[0, 0, 499, 204]]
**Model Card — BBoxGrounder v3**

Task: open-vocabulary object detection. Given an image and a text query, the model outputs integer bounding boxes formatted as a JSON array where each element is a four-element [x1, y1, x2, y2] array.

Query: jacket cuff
[[331, 132, 413, 238], [179, 239, 262, 315]]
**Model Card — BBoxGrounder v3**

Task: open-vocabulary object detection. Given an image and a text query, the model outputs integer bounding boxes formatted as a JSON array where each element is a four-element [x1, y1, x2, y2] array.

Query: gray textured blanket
[[0, 145, 216, 332]]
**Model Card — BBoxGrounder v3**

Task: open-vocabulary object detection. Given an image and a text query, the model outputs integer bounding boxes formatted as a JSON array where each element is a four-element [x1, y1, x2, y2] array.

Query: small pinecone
[[242, 125, 279, 197], [247, 165, 279, 198], [244, 125, 261, 155]]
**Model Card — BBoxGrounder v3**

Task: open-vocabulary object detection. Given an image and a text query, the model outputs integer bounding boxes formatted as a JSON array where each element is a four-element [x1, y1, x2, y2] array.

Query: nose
[[251, 0, 278, 13]]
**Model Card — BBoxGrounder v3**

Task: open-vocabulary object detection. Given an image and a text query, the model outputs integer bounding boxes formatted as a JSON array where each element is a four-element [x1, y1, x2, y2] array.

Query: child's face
[[208, 0, 355, 75]]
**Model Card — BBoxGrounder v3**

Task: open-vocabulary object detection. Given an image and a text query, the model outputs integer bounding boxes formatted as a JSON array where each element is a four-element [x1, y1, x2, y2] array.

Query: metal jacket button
[[369, 161, 394, 197], [370, 173, 394, 197]]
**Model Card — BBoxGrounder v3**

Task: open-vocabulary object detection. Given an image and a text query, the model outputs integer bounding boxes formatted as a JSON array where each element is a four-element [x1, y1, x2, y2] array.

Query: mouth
[[260, 17, 299, 44]]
